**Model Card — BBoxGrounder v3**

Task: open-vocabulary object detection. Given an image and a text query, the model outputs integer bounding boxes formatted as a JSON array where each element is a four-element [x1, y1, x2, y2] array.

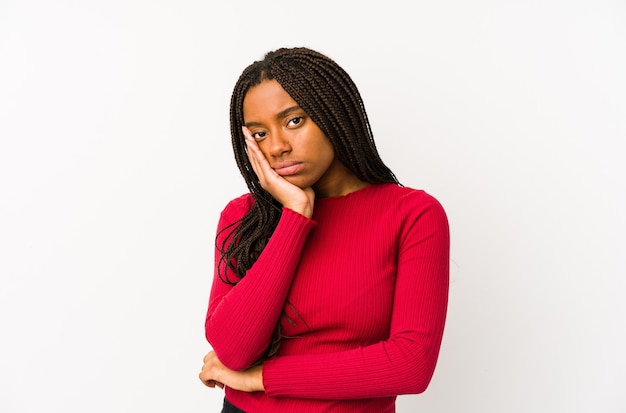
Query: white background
[[1, 1, 625, 412]]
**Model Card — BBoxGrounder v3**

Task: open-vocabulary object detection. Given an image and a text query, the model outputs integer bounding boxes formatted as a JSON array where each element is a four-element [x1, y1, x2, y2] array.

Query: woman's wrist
[[285, 204, 313, 219], [246, 364, 265, 392], [283, 187, 315, 219]]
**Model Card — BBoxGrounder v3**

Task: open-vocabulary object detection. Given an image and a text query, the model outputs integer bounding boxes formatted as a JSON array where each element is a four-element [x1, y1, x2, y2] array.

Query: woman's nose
[[267, 130, 291, 157]]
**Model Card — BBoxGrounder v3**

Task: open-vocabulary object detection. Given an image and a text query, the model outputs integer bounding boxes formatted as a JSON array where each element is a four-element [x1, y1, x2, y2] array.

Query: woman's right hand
[[199, 350, 264, 393], [243, 126, 315, 218]]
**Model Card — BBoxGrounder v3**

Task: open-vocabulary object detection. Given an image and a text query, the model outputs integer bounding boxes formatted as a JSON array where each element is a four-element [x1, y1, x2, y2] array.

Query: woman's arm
[[205, 127, 318, 370], [205, 201, 316, 371], [261, 198, 449, 399]]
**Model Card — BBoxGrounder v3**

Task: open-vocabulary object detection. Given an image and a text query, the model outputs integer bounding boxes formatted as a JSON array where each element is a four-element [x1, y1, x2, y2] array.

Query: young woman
[[199, 47, 450, 413]]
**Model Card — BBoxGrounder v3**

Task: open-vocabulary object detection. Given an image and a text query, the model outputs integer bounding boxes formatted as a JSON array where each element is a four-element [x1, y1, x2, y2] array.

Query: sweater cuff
[[276, 206, 317, 235]]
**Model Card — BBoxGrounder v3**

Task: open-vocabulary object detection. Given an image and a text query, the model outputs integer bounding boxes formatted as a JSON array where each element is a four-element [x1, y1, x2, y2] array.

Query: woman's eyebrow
[[275, 105, 303, 120], [244, 105, 304, 128]]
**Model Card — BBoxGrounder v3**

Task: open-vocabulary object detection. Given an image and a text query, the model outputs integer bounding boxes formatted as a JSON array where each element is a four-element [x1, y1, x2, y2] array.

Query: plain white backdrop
[[1, 0, 624, 412]]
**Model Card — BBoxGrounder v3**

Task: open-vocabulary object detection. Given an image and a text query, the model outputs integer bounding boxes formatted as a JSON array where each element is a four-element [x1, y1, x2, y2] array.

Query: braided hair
[[218, 47, 400, 359]]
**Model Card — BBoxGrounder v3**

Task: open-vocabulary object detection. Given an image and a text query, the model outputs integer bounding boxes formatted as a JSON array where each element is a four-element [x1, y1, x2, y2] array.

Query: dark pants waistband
[[221, 398, 247, 413]]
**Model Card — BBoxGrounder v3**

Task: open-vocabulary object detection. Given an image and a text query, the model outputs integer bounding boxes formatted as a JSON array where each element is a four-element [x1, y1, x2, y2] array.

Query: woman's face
[[243, 79, 355, 196]]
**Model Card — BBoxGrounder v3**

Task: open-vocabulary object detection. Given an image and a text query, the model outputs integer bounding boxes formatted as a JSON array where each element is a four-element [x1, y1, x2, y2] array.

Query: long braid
[[217, 47, 400, 361]]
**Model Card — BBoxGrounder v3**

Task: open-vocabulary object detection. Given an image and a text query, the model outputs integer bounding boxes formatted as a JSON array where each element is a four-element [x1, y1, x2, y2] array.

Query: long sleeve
[[205, 195, 316, 370], [262, 191, 449, 399]]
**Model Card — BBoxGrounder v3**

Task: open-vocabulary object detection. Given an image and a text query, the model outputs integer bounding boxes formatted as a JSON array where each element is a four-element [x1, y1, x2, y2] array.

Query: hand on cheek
[[242, 126, 315, 218]]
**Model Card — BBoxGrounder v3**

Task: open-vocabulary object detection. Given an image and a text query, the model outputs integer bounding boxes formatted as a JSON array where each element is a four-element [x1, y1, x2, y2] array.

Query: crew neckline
[[315, 182, 389, 202]]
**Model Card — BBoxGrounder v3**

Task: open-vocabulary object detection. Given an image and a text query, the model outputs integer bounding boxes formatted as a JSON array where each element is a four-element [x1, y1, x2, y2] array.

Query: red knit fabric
[[205, 183, 449, 412]]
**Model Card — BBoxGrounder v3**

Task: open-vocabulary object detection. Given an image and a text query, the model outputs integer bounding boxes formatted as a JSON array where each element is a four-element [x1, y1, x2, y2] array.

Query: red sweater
[[205, 183, 449, 412]]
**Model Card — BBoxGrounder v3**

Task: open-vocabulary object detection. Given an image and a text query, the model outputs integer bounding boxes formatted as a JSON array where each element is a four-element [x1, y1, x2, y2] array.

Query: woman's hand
[[243, 126, 315, 219], [199, 350, 264, 393]]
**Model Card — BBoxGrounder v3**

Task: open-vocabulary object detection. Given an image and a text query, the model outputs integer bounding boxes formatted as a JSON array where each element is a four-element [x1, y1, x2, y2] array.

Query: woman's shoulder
[[372, 183, 444, 208], [368, 184, 448, 227], [371, 184, 448, 237], [220, 193, 254, 221]]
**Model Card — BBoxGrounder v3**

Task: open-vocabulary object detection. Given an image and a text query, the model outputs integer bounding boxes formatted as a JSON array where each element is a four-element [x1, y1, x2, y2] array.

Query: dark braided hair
[[218, 47, 400, 360]]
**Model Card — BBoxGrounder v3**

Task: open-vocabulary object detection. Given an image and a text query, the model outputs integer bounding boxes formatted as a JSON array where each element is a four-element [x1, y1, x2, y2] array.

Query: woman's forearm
[[205, 207, 316, 370]]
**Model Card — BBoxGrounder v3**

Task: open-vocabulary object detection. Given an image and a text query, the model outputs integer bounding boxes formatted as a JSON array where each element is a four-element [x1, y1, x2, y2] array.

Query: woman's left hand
[[199, 350, 265, 393]]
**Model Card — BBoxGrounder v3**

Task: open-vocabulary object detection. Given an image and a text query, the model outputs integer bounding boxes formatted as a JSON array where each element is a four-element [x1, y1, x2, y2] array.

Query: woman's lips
[[273, 161, 303, 176]]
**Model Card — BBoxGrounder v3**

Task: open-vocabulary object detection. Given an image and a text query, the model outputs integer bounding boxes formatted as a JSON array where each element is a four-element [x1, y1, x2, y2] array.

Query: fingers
[[199, 369, 224, 389], [202, 350, 214, 363], [199, 378, 224, 389], [199, 351, 224, 390], [242, 126, 273, 182]]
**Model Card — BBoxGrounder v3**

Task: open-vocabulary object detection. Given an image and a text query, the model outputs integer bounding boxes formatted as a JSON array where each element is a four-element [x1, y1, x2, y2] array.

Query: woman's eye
[[252, 131, 266, 140], [288, 117, 304, 127]]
